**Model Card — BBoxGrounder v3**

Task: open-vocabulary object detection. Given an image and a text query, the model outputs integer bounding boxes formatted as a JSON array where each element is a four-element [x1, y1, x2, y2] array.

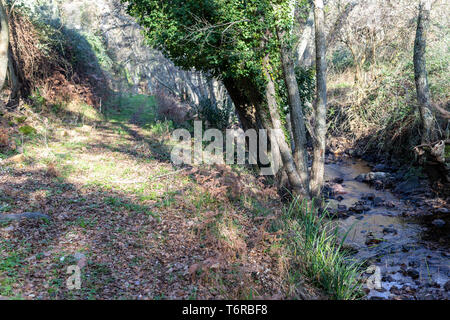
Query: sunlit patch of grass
[[64, 100, 104, 123], [106, 94, 157, 124]]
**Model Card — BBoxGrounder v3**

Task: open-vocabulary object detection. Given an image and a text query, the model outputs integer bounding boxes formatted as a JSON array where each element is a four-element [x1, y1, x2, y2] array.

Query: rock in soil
[[0, 212, 50, 222]]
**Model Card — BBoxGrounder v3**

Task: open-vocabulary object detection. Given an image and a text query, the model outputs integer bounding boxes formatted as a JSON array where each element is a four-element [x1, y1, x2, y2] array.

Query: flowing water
[[324, 157, 449, 300]]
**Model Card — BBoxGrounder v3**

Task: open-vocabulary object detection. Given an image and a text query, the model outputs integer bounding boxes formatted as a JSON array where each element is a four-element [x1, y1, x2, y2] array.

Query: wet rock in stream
[[406, 269, 420, 280], [431, 219, 446, 227], [373, 197, 384, 206], [394, 176, 423, 195], [356, 172, 391, 183], [444, 281, 450, 292]]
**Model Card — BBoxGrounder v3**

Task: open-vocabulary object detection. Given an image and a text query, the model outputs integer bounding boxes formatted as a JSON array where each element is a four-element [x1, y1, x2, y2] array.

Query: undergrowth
[[272, 198, 364, 300]]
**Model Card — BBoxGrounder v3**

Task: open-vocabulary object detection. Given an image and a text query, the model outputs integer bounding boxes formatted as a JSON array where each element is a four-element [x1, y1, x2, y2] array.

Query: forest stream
[[324, 157, 449, 300]]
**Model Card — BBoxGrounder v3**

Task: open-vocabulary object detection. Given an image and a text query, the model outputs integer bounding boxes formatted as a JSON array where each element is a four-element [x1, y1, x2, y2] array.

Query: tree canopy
[[123, 0, 310, 83]]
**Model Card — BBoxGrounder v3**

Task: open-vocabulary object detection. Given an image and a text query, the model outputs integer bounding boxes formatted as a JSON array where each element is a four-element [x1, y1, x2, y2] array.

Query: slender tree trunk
[[207, 78, 217, 106], [8, 47, 19, 99], [296, 9, 314, 66], [262, 53, 307, 197], [414, 0, 434, 144], [278, 29, 311, 196], [0, 0, 9, 90], [309, 0, 327, 198]]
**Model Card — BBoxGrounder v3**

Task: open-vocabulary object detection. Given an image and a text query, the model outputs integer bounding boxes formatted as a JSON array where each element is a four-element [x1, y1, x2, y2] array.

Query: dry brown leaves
[[0, 127, 10, 148], [8, 8, 104, 107], [188, 164, 278, 203]]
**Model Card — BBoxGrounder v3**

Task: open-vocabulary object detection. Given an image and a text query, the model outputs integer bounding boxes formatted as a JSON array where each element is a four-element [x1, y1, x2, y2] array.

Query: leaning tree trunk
[[414, 0, 434, 144], [296, 9, 314, 66], [262, 53, 307, 197], [309, 0, 328, 198], [278, 29, 310, 196], [0, 0, 9, 90], [223, 75, 289, 188]]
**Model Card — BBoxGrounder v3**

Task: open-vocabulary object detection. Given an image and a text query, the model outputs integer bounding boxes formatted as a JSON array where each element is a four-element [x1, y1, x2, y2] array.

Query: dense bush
[[155, 90, 192, 124], [199, 98, 233, 130], [331, 47, 355, 72]]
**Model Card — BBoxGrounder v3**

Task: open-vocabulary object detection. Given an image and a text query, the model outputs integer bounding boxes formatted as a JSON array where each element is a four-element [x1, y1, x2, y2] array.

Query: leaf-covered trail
[[0, 99, 315, 299]]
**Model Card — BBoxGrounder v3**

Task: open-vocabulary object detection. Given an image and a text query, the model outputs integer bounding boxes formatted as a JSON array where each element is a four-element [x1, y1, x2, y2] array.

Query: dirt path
[[0, 101, 315, 300]]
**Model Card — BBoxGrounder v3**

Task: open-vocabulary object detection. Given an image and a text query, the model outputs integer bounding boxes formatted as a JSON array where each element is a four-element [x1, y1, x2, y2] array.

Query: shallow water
[[324, 157, 449, 300]]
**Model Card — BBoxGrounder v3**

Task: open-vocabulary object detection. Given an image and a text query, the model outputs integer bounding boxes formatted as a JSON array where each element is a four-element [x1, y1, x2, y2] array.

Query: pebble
[[373, 197, 384, 206], [333, 177, 344, 184], [431, 219, 446, 227], [436, 208, 449, 214], [383, 227, 398, 235], [444, 281, 450, 292], [406, 269, 420, 280]]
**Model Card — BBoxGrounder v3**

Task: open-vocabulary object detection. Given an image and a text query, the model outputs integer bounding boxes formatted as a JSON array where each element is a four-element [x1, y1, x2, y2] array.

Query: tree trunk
[[296, 9, 314, 66], [222, 77, 259, 133], [223, 75, 289, 187], [309, 0, 328, 198], [414, 0, 434, 144], [262, 53, 308, 197], [278, 29, 311, 196], [0, 0, 9, 90], [8, 47, 19, 100]]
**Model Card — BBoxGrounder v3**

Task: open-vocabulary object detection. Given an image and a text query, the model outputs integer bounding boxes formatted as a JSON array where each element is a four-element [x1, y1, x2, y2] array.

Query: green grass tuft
[[273, 198, 365, 300]]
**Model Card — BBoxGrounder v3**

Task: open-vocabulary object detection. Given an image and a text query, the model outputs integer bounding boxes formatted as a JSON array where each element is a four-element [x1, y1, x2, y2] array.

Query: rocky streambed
[[323, 156, 449, 300]]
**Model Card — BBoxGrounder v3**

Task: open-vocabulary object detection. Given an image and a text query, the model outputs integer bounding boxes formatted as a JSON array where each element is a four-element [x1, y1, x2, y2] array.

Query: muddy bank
[[323, 155, 449, 300]]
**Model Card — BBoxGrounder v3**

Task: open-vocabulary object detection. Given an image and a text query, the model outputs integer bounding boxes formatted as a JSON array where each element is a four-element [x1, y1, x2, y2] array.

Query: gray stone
[[356, 172, 390, 183], [373, 164, 388, 171], [436, 207, 449, 214], [394, 177, 421, 194], [431, 219, 446, 227], [444, 281, 450, 292], [0, 212, 50, 222], [383, 227, 398, 235], [406, 269, 420, 280], [373, 197, 384, 206], [333, 177, 344, 184]]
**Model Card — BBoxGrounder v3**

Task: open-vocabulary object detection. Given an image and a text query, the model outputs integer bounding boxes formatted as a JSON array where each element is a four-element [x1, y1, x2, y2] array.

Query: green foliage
[[331, 47, 354, 72], [123, 0, 309, 101], [107, 94, 157, 123], [30, 88, 47, 112], [295, 65, 316, 105], [19, 125, 37, 136], [81, 31, 114, 71], [15, 116, 27, 124], [199, 98, 233, 130]]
